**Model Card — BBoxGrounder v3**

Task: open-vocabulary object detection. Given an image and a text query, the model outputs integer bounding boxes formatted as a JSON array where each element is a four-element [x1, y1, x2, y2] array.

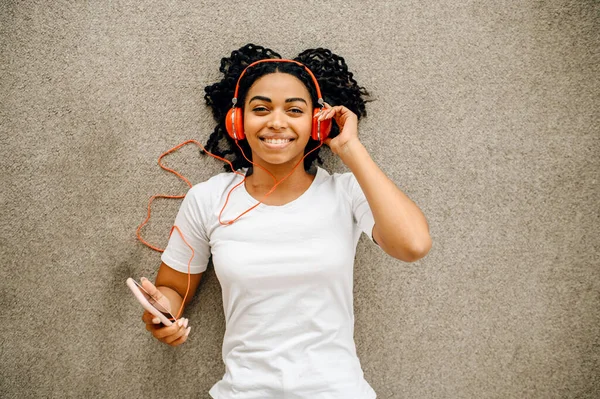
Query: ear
[[311, 109, 332, 141], [225, 108, 245, 140]]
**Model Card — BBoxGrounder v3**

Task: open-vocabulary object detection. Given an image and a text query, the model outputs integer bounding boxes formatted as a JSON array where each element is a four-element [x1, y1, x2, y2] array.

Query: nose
[[267, 110, 287, 130]]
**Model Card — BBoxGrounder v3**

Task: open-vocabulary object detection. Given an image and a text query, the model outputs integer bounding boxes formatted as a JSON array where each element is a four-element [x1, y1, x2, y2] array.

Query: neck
[[246, 160, 314, 193]]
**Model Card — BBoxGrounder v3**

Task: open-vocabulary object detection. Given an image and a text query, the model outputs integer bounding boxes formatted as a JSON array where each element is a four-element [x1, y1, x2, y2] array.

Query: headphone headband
[[231, 59, 324, 108]]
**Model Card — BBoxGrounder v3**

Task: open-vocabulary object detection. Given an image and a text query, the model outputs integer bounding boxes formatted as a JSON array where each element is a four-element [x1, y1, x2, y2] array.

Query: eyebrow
[[249, 96, 307, 105]]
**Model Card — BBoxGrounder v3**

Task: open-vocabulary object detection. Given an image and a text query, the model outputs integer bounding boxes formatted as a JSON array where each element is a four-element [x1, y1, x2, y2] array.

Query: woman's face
[[243, 72, 313, 169]]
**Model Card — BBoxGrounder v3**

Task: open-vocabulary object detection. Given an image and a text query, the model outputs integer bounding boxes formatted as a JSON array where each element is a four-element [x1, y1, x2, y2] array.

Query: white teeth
[[264, 138, 291, 144]]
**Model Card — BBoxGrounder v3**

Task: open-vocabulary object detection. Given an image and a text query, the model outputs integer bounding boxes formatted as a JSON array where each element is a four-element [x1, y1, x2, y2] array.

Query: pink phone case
[[126, 278, 173, 326]]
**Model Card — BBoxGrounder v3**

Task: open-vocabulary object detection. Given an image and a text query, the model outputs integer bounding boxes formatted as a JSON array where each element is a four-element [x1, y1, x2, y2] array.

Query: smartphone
[[126, 277, 173, 326]]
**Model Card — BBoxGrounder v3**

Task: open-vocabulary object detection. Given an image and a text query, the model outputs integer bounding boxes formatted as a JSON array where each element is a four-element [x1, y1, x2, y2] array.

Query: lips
[[259, 136, 295, 141], [259, 136, 294, 149], [261, 138, 293, 144], [258, 136, 295, 150]]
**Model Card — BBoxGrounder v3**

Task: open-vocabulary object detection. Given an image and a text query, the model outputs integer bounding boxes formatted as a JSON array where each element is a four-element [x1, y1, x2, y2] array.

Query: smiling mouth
[[259, 137, 295, 149], [260, 138, 295, 144]]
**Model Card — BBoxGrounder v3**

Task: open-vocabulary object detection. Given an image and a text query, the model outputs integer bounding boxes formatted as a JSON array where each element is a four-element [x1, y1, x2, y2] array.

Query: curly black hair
[[202, 43, 371, 172]]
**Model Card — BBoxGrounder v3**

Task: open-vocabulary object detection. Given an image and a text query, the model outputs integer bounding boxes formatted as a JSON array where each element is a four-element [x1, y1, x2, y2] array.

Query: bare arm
[[155, 261, 204, 318], [339, 140, 432, 262], [320, 104, 432, 262]]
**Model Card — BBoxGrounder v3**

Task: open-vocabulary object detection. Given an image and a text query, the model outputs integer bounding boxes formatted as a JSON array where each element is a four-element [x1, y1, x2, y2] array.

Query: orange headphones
[[225, 58, 332, 142]]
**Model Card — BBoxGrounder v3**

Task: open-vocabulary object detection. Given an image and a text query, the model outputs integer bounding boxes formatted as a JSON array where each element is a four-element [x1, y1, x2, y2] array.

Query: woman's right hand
[[140, 277, 191, 346]]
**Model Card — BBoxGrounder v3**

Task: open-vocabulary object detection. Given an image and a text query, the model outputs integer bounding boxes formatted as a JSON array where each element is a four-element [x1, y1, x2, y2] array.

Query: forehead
[[247, 72, 311, 99]]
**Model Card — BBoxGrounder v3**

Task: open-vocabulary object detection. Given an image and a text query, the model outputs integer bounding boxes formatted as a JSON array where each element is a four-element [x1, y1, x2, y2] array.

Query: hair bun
[[219, 43, 282, 77], [294, 48, 369, 119]]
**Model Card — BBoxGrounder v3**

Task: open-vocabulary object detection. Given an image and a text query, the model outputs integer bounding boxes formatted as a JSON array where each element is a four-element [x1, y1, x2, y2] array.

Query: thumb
[[140, 277, 171, 313]]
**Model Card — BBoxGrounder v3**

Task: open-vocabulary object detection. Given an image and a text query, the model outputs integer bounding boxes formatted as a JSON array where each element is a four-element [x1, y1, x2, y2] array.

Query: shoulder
[[186, 169, 246, 203], [315, 167, 359, 201], [319, 167, 357, 188], [190, 169, 245, 192]]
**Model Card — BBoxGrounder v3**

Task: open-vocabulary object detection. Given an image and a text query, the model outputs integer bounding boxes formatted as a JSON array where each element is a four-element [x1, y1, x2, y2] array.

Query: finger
[[146, 318, 169, 334], [164, 325, 189, 345], [142, 313, 162, 326], [318, 107, 336, 121], [140, 277, 161, 298], [141, 310, 155, 324], [155, 320, 183, 339], [169, 327, 192, 347], [141, 306, 165, 326], [140, 277, 171, 313], [154, 318, 186, 340], [141, 310, 162, 325], [161, 319, 188, 344], [316, 102, 333, 119]]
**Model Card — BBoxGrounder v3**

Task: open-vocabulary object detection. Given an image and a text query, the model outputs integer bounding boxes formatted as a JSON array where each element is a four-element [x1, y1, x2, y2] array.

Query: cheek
[[294, 115, 314, 134], [242, 113, 259, 132]]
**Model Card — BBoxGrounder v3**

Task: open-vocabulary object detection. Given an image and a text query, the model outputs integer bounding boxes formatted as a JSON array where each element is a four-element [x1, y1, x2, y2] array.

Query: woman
[[140, 43, 431, 398]]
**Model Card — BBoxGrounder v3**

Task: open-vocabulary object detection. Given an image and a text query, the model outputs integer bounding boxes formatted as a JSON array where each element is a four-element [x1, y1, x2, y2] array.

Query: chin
[[250, 140, 309, 169], [253, 151, 306, 168], [260, 156, 301, 167]]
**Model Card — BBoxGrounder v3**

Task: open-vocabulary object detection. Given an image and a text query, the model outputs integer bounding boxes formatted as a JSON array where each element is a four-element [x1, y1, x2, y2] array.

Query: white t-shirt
[[161, 166, 378, 399]]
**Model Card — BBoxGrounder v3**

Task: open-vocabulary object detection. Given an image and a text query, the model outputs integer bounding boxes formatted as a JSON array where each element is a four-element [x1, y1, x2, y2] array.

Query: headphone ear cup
[[225, 108, 245, 140], [312, 109, 333, 141]]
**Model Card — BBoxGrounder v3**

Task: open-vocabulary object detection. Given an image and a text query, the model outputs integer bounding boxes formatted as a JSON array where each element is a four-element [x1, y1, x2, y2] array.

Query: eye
[[252, 106, 269, 113], [288, 108, 304, 114]]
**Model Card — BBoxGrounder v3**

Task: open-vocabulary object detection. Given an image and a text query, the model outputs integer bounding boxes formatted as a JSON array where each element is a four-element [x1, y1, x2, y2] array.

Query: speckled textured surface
[[1, 1, 598, 398]]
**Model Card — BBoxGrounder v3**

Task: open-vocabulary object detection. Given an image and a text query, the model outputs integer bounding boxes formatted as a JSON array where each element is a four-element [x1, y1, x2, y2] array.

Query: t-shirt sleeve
[[345, 173, 377, 244], [160, 183, 212, 274]]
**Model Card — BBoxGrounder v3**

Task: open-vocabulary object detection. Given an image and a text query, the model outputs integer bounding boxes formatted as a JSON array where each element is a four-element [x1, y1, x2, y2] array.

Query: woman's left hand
[[317, 103, 360, 156]]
